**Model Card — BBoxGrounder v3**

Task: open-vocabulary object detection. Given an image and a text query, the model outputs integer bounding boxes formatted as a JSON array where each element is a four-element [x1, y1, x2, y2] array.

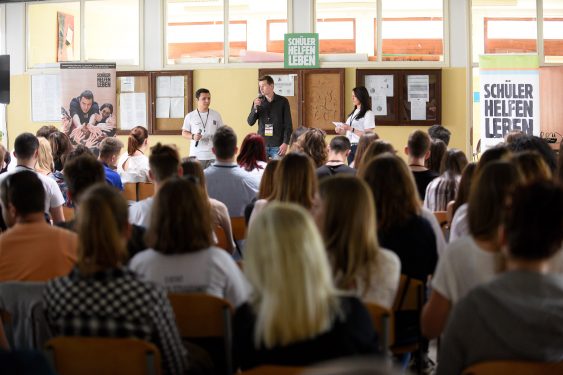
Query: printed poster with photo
[[60, 63, 117, 154]]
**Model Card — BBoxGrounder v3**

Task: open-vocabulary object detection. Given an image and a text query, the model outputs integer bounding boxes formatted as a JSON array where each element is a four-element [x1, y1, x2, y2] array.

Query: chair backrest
[[393, 275, 424, 312], [433, 211, 448, 227], [462, 360, 563, 375], [230, 217, 247, 241], [62, 206, 74, 221], [123, 183, 138, 202], [240, 365, 305, 375], [364, 302, 395, 349], [214, 225, 229, 252], [390, 275, 424, 359], [138, 182, 155, 201], [45, 336, 162, 375]]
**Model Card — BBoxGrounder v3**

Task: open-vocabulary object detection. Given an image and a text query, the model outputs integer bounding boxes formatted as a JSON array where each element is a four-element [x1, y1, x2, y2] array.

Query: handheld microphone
[[257, 94, 265, 109], [195, 129, 202, 147]]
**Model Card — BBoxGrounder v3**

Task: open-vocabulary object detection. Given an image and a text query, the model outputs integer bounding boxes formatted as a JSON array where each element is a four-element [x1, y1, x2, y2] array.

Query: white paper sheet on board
[[271, 74, 295, 97], [365, 75, 393, 97], [407, 75, 429, 102], [410, 98, 427, 120], [120, 77, 135, 92], [156, 97, 170, 118], [32, 74, 61, 122], [372, 96, 387, 116], [170, 97, 185, 118], [119, 93, 146, 130], [169, 76, 185, 97], [156, 76, 171, 97]]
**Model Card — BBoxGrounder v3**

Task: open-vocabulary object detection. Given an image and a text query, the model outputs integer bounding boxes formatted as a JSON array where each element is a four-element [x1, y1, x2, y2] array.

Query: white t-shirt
[[431, 235, 501, 304], [421, 207, 447, 257], [449, 203, 469, 243], [128, 197, 154, 228], [359, 249, 401, 310], [129, 247, 250, 308], [345, 108, 376, 144], [182, 109, 224, 160], [117, 153, 149, 183]]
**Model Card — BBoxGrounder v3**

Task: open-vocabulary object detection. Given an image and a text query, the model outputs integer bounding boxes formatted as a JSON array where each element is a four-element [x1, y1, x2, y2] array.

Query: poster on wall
[[57, 12, 75, 62], [60, 63, 117, 154], [479, 55, 540, 151]]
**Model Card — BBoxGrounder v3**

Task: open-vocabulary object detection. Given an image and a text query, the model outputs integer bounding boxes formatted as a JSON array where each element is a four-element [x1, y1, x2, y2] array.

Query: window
[[544, 0, 563, 63], [165, 0, 288, 65], [27, 0, 141, 69]]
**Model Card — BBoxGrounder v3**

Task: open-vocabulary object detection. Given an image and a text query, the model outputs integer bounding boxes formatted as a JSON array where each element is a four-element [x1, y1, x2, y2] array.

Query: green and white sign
[[284, 33, 319, 69]]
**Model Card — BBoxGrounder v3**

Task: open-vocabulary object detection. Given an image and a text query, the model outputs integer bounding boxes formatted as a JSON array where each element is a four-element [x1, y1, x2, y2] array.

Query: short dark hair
[[66, 145, 93, 164], [1, 170, 45, 215], [428, 125, 451, 146], [14, 133, 39, 160], [195, 88, 210, 99], [329, 136, 351, 153], [259, 75, 274, 85], [213, 126, 237, 159], [149, 143, 180, 183], [80, 90, 94, 101], [505, 181, 563, 260], [407, 130, 431, 158], [98, 137, 123, 159], [36, 125, 59, 139], [64, 154, 105, 204], [506, 135, 557, 173], [100, 103, 113, 113]]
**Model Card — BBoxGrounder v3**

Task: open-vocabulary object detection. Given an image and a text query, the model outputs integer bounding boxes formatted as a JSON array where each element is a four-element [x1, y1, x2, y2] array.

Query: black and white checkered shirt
[[44, 267, 188, 375]]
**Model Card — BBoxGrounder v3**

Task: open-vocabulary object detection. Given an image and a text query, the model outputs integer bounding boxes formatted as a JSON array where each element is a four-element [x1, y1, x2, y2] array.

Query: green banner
[[284, 33, 319, 69]]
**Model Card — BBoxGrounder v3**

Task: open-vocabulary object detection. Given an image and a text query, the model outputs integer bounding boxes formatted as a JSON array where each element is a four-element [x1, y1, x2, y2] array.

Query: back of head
[[147, 177, 213, 255], [212, 126, 237, 160], [258, 160, 279, 199], [127, 126, 148, 155], [36, 125, 59, 139], [452, 162, 477, 215], [505, 181, 563, 261], [353, 131, 379, 168], [428, 124, 451, 146], [511, 151, 552, 184], [64, 154, 105, 204], [289, 126, 308, 148], [36, 137, 54, 173], [360, 140, 395, 171], [0, 170, 45, 217], [65, 144, 93, 164], [318, 176, 379, 293], [360, 154, 420, 231], [77, 184, 128, 275], [407, 130, 431, 159], [425, 139, 447, 174], [98, 137, 124, 160], [270, 152, 317, 209], [442, 149, 468, 176], [14, 133, 39, 160], [506, 134, 557, 173], [329, 136, 351, 154], [300, 128, 327, 168], [476, 145, 510, 175], [468, 160, 520, 240], [245, 202, 337, 348], [237, 133, 266, 171], [48, 131, 73, 169], [181, 157, 206, 190], [148, 143, 180, 183]]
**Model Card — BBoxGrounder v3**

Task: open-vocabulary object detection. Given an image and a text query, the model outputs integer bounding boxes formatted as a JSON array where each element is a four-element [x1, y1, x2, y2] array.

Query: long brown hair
[[269, 153, 317, 210], [128, 126, 148, 155], [452, 162, 477, 217], [300, 128, 328, 168], [258, 160, 280, 199], [353, 131, 379, 170]]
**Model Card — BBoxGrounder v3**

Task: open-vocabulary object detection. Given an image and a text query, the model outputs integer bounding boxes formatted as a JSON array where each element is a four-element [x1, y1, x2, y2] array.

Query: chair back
[[45, 336, 161, 375], [231, 217, 247, 241], [138, 182, 155, 201], [241, 365, 305, 375], [123, 183, 138, 202], [462, 360, 563, 375], [62, 206, 75, 221], [214, 225, 229, 252], [365, 302, 395, 349]]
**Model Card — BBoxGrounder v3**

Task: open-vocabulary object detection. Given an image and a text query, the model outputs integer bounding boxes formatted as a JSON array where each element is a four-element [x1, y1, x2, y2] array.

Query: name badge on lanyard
[[265, 124, 274, 137]]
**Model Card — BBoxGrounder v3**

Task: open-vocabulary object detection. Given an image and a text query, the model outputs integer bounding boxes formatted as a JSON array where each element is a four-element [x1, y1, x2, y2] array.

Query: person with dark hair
[[351, 131, 379, 170], [357, 140, 396, 173], [247, 75, 293, 160], [299, 128, 328, 168], [288, 126, 308, 153], [182, 88, 225, 168], [0, 170, 77, 281], [36, 125, 59, 139], [428, 124, 451, 146], [69, 90, 99, 129], [437, 181, 563, 375], [0, 133, 65, 223], [405, 130, 439, 200], [117, 126, 150, 183], [48, 131, 73, 172], [205, 126, 259, 217], [0, 145, 10, 174], [425, 139, 447, 175], [129, 143, 182, 228], [316, 136, 356, 179], [506, 134, 557, 173], [98, 137, 124, 191], [335, 87, 376, 164], [424, 149, 468, 211], [237, 133, 267, 182]]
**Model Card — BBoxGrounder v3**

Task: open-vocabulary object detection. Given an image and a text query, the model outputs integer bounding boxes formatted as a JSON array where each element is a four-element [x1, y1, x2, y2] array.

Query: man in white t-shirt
[[181, 88, 224, 169]]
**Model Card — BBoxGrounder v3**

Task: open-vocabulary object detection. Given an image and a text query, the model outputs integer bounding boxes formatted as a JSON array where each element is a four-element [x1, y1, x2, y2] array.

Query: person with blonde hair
[[44, 184, 188, 375], [117, 125, 150, 183], [315, 176, 400, 309], [234, 203, 379, 370], [35, 137, 54, 176]]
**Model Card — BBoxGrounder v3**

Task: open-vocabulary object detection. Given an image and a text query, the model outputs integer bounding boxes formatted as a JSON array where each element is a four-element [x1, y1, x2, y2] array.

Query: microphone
[[257, 94, 264, 109], [195, 129, 202, 147]]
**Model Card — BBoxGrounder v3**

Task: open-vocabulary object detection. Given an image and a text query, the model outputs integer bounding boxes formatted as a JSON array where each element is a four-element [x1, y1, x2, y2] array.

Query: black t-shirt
[[412, 169, 438, 200], [69, 96, 100, 125], [234, 296, 380, 370], [316, 164, 357, 180], [247, 94, 292, 147]]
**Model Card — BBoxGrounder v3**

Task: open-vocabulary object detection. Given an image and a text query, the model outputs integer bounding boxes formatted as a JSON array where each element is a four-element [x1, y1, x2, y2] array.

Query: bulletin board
[[258, 68, 345, 134], [151, 70, 193, 135], [356, 69, 441, 126], [116, 71, 151, 135]]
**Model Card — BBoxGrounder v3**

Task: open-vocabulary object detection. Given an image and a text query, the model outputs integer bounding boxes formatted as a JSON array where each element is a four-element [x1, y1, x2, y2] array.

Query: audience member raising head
[[48, 131, 73, 172], [35, 137, 54, 176], [98, 137, 124, 191], [237, 133, 267, 174], [428, 124, 451, 146], [424, 149, 468, 212], [351, 131, 379, 169], [117, 126, 150, 183], [235, 203, 379, 370], [44, 184, 188, 375], [425, 139, 447, 175], [299, 128, 328, 168], [405, 130, 438, 200], [315, 176, 401, 309], [130, 177, 249, 308], [316, 136, 356, 180], [0, 170, 77, 281]]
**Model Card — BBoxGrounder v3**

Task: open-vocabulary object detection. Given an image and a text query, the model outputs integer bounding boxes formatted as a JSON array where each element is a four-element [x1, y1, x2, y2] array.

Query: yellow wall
[[7, 67, 468, 158]]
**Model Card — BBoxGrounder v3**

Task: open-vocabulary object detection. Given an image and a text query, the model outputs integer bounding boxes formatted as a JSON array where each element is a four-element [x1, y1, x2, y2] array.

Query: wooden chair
[[240, 365, 305, 375], [462, 360, 563, 375], [214, 225, 229, 252], [62, 206, 74, 221], [365, 302, 395, 351], [138, 182, 155, 201], [230, 217, 247, 258], [168, 293, 233, 375], [45, 336, 161, 375], [123, 182, 138, 202], [433, 210, 449, 237]]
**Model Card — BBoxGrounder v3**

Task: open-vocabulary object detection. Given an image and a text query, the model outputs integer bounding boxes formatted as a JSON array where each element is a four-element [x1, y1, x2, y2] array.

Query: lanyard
[[196, 109, 210, 132]]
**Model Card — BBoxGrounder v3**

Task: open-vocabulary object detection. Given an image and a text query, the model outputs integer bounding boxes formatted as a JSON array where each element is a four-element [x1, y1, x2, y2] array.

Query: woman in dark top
[[234, 203, 379, 370], [360, 154, 438, 282]]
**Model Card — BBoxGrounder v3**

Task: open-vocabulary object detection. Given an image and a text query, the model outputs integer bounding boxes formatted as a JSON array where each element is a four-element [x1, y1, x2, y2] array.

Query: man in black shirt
[[247, 75, 292, 160], [405, 130, 438, 200], [316, 136, 356, 180]]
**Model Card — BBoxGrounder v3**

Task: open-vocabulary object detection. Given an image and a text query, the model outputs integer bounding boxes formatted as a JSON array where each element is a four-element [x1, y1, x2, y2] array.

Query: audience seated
[[511, 150, 552, 184], [358, 140, 396, 169], [405, 130, 438, 200], [428, 124, 451, 147], [424, 149, 468, 211], [506, 134, 557, 173], [424, 139, 447, 176], [234, 203, 379, 370], [48, 131, 73, 173], [237, 133, 267, 184], [436, 181, 563, 375], [35, 125, 58, 139], [244, 159, 280, 224], [205, 126, 259, 217], [0, 170, 76, 281], [299, 128, 328, 168], [129, 177, 249, 308], [98, 137, 124, 191], [315, 176, 400, 309], [0, 133, 65, 223], [43, 184, 188, 375], [448, 162, 476, 230], [117, 126, 150, 183], [35, 137, 54, 176], [51, 145, 91, 208], [129, 143, 182, 228], [350, 131, 379, 170], [287, 126, 308, 153], [316, 136, 356, 180]]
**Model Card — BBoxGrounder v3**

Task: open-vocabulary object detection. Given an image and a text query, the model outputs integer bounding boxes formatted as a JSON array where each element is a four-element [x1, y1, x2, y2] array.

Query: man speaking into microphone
[[182, 88, 224, 168], [247, 75, 292, 160]]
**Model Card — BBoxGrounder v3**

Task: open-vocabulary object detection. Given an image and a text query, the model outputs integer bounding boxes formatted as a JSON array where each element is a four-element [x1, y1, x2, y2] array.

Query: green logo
[[284, 33, 319, 69]]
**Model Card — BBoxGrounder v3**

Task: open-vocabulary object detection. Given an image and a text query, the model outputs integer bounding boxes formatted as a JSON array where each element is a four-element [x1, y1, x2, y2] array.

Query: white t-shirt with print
[[182, 109, 224, 160]]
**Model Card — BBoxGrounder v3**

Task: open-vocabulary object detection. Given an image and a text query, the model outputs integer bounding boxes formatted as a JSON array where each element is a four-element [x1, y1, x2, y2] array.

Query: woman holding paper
[[335, 86, 376, 164]]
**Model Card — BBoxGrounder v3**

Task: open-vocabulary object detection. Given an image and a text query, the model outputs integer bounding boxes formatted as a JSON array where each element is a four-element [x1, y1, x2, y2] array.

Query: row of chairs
[[123, 182, 155, 202]]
